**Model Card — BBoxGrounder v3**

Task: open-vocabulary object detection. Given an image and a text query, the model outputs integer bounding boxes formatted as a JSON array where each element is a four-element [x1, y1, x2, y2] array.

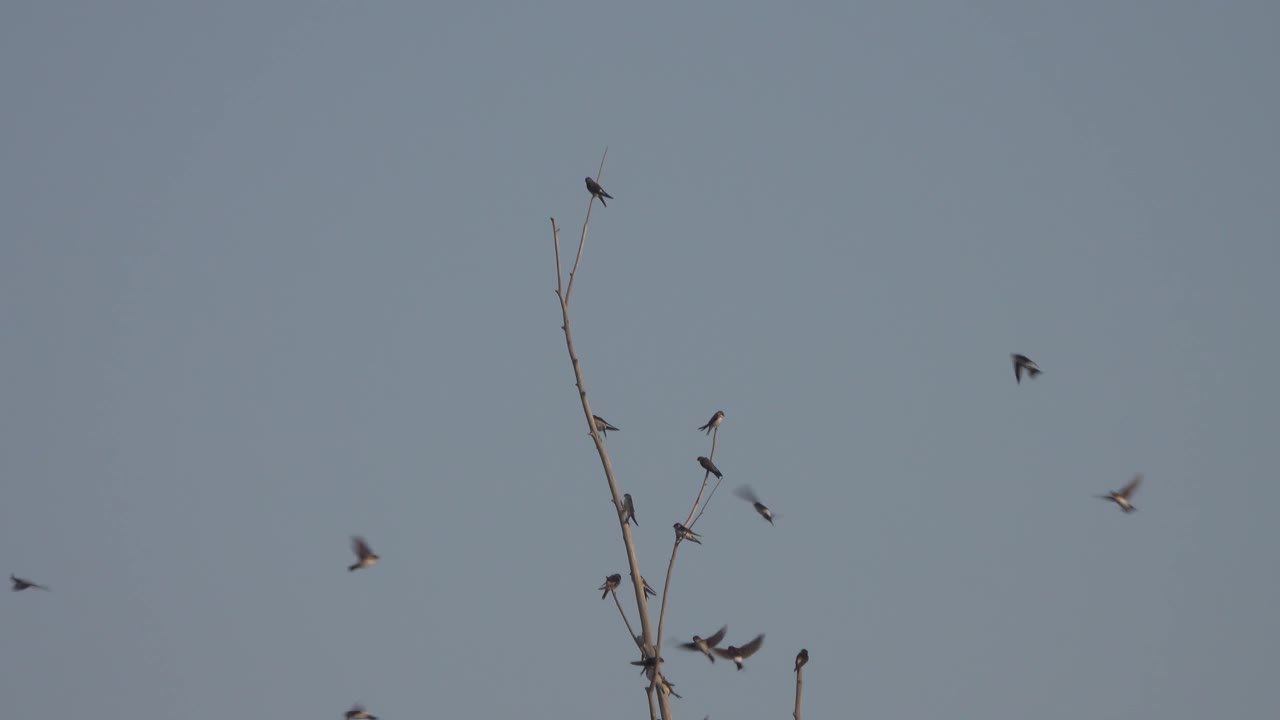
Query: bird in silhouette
[[697, 456, 723, 479], [585, 177, 614, 207], [348, 536, 379, 572], [698, 410, 726, 435], [714, 633, 765, 670], [622, 493, 638, 526], [9, 574, 49, 592], [678, 625, 728, 663], [639, 575, 657, 599], [1097, 473, 1143, 513], [593, 415, 620, 437], [674, 522, 702, 545], [1012, 354, 1042, 384], [734, 485, 777, 525], [794, 648, 809, 672], [631, 654, 664, 674], [599, 573, 622, 599], [345, 703, 377, 720]]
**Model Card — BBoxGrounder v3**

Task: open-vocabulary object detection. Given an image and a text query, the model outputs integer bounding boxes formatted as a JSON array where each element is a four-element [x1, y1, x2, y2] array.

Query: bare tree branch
[[794, 663, 805, 720], [565, 147, 608, 305]]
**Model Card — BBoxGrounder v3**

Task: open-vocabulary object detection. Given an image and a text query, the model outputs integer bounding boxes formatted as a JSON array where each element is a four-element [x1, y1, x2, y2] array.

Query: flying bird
[[714, 633, 765, 671], [734, 485, 777, 525], [697, 456, 723, 479], [9, 574, 49, 592], [1012, 354, 1042, 384], [794, 648, 809, 672], [348, 536, 379, 572], [593, 415, 620, 437], [678, 624, 728, 664], [345, 704, 377, 720], [698, 410, 726, 435], [599, 573, 622, 599], [1097, 473, 1143, 513], [673, 522, 702, 545], [622, 493, 638, 526], [585, 177, 614, 207]]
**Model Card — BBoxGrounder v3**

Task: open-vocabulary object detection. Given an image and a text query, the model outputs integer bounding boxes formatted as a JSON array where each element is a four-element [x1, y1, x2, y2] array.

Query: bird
[[599, 573, 622, 599], [794, 648, 809, 672], [9, 574, 49, 592], [631, 654, 664, 674], [698, 410, 726, 435], [593, 415, 620, 437], [734, 485, 777, 525], [585, 177, 614, 207], [345, 703, 377, 720], [714, 633, 765, 670], [639, 575, 657, 598], [1096, 473, 1143, 513], [622, 493, 639, 526], [1012, 353, 1042, 384], [673, 522, 702, 545], [348, 536, 379, 572], [658, 675, 682, 699], [678, 624, 728, 664], [697, 456, 723, 479]]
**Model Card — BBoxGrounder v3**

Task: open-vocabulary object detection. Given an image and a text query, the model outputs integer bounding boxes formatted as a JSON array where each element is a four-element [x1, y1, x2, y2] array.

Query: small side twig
[[565, 147, 608, 305]]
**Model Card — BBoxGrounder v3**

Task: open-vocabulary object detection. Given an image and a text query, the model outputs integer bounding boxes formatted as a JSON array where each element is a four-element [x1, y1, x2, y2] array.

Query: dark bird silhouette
[[673, 522, 702, 545], [698, 410, 726, 435], [593, 415, 620, 437], [714, 633, 765, 670], [639, 575, 657, 598], [1097, 473, 1143, 513], [585, 177, 614, 207], [348, 536, 379, 572], [631, 654, 664, 674], [1012, 354, 1042, 384], [345, 703, 377, 720], [794, 648, 809, 672], [734, 485, 777, 525], [622, 493, 638, 526], [697, 456, 723, 479], [678, 624, 728, 664], [599, 573, 622, 599], [9, 574, 49, 592]]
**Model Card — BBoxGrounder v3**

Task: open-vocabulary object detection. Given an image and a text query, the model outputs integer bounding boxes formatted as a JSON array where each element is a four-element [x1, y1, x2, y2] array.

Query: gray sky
[[3, 2, 1278, 718]]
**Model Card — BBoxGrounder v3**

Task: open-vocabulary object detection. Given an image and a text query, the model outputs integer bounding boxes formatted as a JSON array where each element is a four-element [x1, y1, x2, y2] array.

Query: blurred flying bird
[[348, 536, 379, 572], [678, 624, 728, 663], [1012, 354, 1042, 384], [714, 633, 765, 670], [734, 485, 776, 525], [345, 704, 377, 720], [9, 574, 49, 592], [1097, 473, 1143, 513]]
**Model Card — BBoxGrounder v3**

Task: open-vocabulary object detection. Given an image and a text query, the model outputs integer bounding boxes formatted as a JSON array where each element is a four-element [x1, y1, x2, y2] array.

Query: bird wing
[[705, 625, 728, 647], [734, 485, 761, 504], [352, 536, 372, 558], [738, 634, 765, 658], [1119, 473, 1143, 498]]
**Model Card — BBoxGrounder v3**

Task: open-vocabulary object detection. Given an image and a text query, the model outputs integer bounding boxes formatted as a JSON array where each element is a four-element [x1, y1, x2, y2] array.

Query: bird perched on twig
[[1012, 354, 1042, 384], [1097, 473, 1143, 513], [599, 574, 622, 599], [639, 575, 657, 598], [714, 633, 765, 670], [697, 456, 723, 479], [678, 624, 728, 664], [585, 177, 614, 207], [734, 485, 777, 525], [621, 493, 638, 526], [698, 410, 725, 435], [10, 574, 49, 592], [348, 536, 379, 572], [673, 523, 702, 545], [794, 648, 809, 672], [593, 415, 620, 437]]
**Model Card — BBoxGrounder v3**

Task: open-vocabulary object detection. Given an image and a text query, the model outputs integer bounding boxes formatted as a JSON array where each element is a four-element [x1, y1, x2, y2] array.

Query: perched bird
[[631, 654, 664, 674], [698, 410, 726, 435], [348, 536, 379, 572], [1012, 354, 1042, 384], [734, 485, 777, 525], [622, 493, 639, 526], [345, 703, 377, 720], [794, 648, 809, 672], [585, 177, 614, 207], [599, 573, 622, 599], [593, 415, 620, 437], [673, 522, 702, 545], [658, 675, 682, 699], [697, 456, 723, 479], [639, 575, 657, 599], [1097, 473, 1143, 513], [678, 624, 728, 664], [9, 574, 49, 592], [714, 633, 765, 671]]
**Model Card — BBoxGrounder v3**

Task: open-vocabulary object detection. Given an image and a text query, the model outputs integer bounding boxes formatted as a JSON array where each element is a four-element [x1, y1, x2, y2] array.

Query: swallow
[[345, 703, 377, 720], [794, 648, 809, 672], [585, 177, 614, 207], [1096, 473, 1143, 513], [698, 410, 726, 435], [1012, 354, 1042, 384], [622, 493, 638, 526], [678, 624, 728, 663], [593, 415, 620, 437], [673, 522, 702, 545], [733, 485, 776, 525], [697, 456, 723, 479], [9, 574, 49, 592], [599, 573, 622, 599], [631, 654, 665, 674], [639, 575, 657, 598], [348, 535, 379, 572], [658, 675, 682, 699], [714, 633, 765, 670]]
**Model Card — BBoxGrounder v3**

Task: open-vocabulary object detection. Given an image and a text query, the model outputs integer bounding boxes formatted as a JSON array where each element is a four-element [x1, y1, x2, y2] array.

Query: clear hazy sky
[[3, 2, 1277, 719]]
